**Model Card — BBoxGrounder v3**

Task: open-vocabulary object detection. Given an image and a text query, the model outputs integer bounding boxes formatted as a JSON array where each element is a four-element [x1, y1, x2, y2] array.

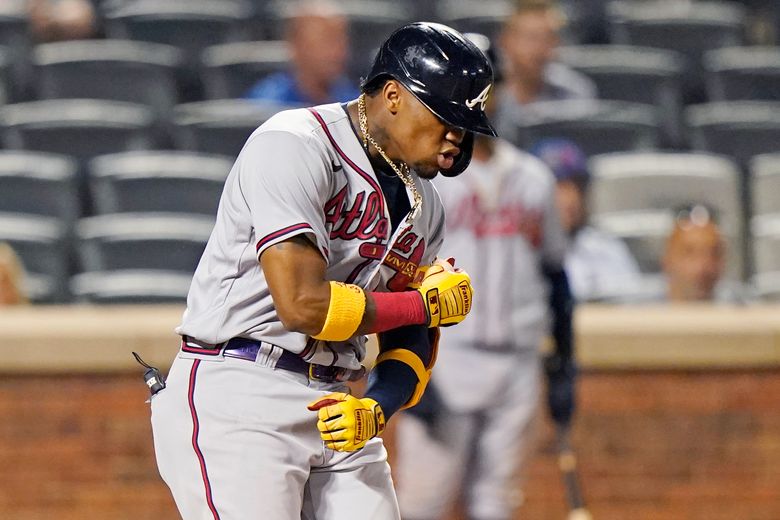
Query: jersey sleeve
[[237, 130, 332, 260]]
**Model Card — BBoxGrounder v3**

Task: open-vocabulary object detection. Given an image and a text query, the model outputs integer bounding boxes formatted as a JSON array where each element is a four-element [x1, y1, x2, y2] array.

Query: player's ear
[[382, 80, 401, 114]]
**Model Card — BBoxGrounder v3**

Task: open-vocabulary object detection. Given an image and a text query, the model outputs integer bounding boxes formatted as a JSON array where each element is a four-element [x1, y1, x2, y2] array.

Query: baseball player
[[149, 23, 495, 520], [394, 34, 577, 520]]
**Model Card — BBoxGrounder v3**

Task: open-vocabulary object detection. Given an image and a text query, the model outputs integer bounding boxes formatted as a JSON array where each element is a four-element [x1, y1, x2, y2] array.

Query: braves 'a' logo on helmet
[[465, 84, 492, 111]]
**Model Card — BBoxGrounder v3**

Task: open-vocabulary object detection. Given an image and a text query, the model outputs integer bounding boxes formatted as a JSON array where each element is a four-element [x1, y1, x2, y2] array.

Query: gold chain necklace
[[357, 93, 421, 219]]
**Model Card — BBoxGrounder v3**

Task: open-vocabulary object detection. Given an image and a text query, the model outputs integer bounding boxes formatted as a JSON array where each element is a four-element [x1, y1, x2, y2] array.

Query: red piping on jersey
[[181, 338, 223, 356], [255, 222, 313, 253], [307, 108, 386, 217], [188, 359, 222, 520]]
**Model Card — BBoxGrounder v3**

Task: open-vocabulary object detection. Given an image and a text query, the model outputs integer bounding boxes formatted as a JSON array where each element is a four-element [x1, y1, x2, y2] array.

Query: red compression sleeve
[[369, 291, 427, 333]]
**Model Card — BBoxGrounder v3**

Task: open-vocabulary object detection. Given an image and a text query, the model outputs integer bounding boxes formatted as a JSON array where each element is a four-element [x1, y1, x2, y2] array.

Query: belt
[[222, 337, 364, 383]]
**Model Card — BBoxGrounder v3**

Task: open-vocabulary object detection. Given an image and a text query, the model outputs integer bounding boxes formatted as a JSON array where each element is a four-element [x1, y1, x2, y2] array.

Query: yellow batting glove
[[415, 258, 473, 327], [307, 392, 386, 452]]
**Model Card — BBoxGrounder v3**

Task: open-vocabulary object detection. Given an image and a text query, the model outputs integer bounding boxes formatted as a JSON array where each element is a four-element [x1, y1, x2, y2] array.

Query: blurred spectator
[[28, 0, 97, 42], [0, 242, 28, 305], [531, 138, 642, 302], [245, 0, 359, 105], [496, 0, 596, 135], [662, 205, 749, 303]]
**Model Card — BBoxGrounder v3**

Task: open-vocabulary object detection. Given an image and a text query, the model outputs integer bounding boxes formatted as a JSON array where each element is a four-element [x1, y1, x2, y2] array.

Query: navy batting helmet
[[362, 22, 497, 138]]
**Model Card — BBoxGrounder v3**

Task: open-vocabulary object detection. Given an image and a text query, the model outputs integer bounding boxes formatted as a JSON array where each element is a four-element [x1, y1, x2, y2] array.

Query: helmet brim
[[412, 88, 497, 137]]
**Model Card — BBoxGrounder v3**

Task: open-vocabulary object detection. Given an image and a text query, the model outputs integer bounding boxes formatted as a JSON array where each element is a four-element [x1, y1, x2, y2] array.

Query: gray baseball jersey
[[396, 139, 568, 520], [176, 103, 445, 369], [432, 138, 567, 352]]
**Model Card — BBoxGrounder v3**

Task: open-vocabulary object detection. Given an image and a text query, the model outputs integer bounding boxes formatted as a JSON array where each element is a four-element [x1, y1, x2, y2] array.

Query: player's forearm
[[365, 325, 435, 419], [261, 236, 333, 335], [270, 254, 472, 342], [356, 291, 428, 335], [275, 283, 331, 335], [313, 259, 473, 341], [544, 266, 575, 360], [273, 279, 429, 337], [365, 362, 417, 419]]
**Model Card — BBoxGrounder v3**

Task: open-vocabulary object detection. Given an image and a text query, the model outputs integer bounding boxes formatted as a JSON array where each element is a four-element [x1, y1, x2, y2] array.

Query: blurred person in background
[[0, 242, 28, 305], [496, 0, 596, 137], [661, 205, 749, 303], [28, 0, 97, 42], [394, 35, 577, 520], [531, 138, 642, 302], [245, 0, 359, 105]]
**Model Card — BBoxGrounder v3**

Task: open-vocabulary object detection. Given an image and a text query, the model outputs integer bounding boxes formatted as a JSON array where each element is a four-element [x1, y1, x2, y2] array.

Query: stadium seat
[[751, 214, 780, 275], [33, 40, 182, 119], [0, 4, 32, 101], [588, 152, 742, 237], [103, 0, 252, 101], [590, 210, 673, 273], [557, 45, 685, 146], [0, 47, 9, 105], [336, 1, 411, 83], [751, 271, 780, 301], [686, 101, 780, 167], [686, 101, 780, 277], [0, 212, 69, 302], [592, 209, 743, 279], [0, 151, 80, 223], [243, 0, 277, 40], [750, 154, 780, 217], [438, 0, 512, 45], [172, 99, 295, 157], [75, 213, 213, 274], [201, 41, 290, 100], [0, 99, 156, 163], [103, 0, 251, 68], [704, 46, 780, 102], [609, 1, 745, 103], [70, 270, 192, 304], [514, 100, 659, 156], [88, 151, 232, 216], [591, 150, 749, 278]]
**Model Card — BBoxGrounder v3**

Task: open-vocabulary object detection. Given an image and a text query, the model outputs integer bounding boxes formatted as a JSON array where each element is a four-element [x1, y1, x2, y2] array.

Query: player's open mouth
[[438, 152, 456, 170]]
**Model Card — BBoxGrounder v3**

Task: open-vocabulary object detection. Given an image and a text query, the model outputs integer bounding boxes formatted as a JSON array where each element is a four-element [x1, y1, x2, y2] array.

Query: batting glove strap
[[307, 392, 386, 452], [415, 260, 473, 327]]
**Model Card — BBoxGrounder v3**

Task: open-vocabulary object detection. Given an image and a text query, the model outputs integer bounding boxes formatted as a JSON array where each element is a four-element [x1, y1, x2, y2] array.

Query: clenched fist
[[413, 258, 473, 327], [307, 392, 386, 452]]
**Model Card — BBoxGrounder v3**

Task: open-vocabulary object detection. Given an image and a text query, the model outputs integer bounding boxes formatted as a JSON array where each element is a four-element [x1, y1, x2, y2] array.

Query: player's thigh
[[479, 351, 541, 465], [306, 437, 400, 520], [152, 356, 317, 520], [466, 354, 541, 519], [394, 412, 474, 519]]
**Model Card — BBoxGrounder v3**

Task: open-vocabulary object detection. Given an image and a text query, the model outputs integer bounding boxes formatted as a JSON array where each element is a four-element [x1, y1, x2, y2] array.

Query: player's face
[[555, 180, 586, 235], [501, 10, 561, 80], [395, 92, 466, 179], [291, 15, 349, 83], [0, 261, 21, 305], [663, 222, 725, 301]]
